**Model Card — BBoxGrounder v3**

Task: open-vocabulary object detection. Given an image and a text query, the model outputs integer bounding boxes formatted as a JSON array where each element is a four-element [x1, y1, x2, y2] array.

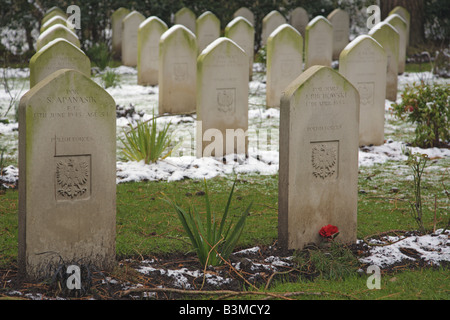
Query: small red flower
[[319, 224, 339, 239], [405, 105, 414, 112]]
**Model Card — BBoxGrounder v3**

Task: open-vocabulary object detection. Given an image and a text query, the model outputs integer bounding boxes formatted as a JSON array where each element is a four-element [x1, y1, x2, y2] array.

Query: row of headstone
[[18, 6, 414, 281], [19, 8, 116, 280], [278, 6, 412, 251], [30, 7, 91, 88]]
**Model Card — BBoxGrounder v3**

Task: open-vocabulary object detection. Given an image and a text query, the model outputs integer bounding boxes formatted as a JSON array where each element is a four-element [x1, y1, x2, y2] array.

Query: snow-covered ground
[[1, 65, 449, 185]]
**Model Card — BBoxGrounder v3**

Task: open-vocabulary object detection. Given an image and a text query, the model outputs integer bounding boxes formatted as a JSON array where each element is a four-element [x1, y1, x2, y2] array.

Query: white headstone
[[18, 69, 116, 280], [121, 11, 145, 67], [233, 7, 254, 26], [261, 10, 286, 46], [29, 38, 91, 88], [289, 7, 309, 37], [36, 24, 80, 51], [304, 16, 333, 69], [266, 24, 303, 108], [389, 6, 410, 46], [174, 7, 196, 34], [158, 25, 197, 114], [196, 11, 221, 53], [224, 16, 255, 80], [278, 65, 359, 250], [40, 16, 69, 33], [196, 38, 249, 158], [384, 14, 407, 74], [327, 9, 350, 60], [137, 16, 168, 85], [111, 7, 131, 58], [368, 21, 399, 101], [339, 35, 387, 146]]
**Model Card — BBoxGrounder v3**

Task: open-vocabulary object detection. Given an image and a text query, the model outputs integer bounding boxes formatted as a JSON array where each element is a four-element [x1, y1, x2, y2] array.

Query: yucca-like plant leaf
[[119, 115, 173, 164], [164, 178, 252, 267]]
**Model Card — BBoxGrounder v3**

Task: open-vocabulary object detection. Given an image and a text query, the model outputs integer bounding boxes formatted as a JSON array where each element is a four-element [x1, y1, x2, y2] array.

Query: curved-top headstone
[[36, 24, 80, 51], [266, 24, 303, 108], [29, 38, 91, 88], [174, 7, 196, 34], [339, 35, 387, 146], [158, 25, 197, 114], [137, 16, 168, 86], [368, 21, 399, 101], [261, 10, 286, 46], [111, 7, 131, 58], [327, 8, 350, 60], [41, 7, 67, 26], [278, 65, 359, 250], [304, 16, 333, 69], [196, 11, 220, 54], [196, 38, 249, 158], [18, 69, 116, 280], [384, 14, 407, 74], [289, 7, 309, 37], [40, 16, 68, 34], [233, 7, 254, 26], [224, 16, 255, 80], [121, 11, 145, 67]]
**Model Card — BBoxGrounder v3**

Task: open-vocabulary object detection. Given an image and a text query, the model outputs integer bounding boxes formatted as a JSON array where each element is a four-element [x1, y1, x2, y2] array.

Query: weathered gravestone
[[40, 16, 69, 34], [137, 16, 168, 86], [196, 38, 249, 158], [158, 25, 197, 114], [327, 9, 350, 60], [174, 7, 196, 34], [266, 24, 303, 108], [261, 10, 286, 46], [30, 38, 91, 88], [289, 7, 309, 43], [304, 16, 333, 69], [111, 7, 131, 59], [196, 11, 221, 54], [233, 7, 254, 27], [224, 16, 255, 80], [36, 24, 80, 51], [18, 69, 116, 280], [339, 35, 387, 146], [41, 7, 67, 26], [121, 11, 145, 67], [384, 14, 408, 74], [368, 22, 399, 101], [278, 65, 359, 250], [389, 6, 410, 46]]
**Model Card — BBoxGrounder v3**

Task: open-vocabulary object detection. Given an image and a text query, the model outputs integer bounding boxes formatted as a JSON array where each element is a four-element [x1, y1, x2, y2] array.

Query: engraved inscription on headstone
[[18, 69, 116, 280], [278, 66, 359, 250]]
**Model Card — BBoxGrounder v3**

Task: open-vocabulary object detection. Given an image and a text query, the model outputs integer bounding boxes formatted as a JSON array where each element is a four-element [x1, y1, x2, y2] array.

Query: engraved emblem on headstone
[[55, 155, 90, 200], [217, 88, 236, 114], [173, 62, 188, 81], [311, 141, 338, 180], [357, 82, 374, 106]]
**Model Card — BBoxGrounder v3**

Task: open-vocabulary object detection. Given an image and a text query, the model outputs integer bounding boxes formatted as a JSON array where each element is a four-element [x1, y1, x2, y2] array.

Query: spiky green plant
[[165, 179, 252, 267], [120, 116, 173, 164]]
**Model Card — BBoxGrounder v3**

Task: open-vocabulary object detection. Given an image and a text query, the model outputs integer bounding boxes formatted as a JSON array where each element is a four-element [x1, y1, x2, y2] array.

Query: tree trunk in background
[[380, 0, 425, 46]]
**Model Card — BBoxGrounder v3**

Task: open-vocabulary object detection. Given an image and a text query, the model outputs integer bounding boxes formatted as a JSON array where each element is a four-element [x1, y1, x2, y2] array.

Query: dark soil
[[1, 235, 447, 300]]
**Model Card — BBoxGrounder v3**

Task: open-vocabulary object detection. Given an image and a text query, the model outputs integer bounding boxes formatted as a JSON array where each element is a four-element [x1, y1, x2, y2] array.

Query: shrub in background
[[393, 82, 449, 148]]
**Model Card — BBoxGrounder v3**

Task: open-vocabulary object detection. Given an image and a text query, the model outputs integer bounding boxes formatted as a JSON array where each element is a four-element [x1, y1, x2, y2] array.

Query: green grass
[[265, 266, 449, 300], [1, 162, 448, 264]]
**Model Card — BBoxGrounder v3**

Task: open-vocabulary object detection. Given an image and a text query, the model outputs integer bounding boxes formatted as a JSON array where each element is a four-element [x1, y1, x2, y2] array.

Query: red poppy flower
[[319, 224, 339, 238]]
